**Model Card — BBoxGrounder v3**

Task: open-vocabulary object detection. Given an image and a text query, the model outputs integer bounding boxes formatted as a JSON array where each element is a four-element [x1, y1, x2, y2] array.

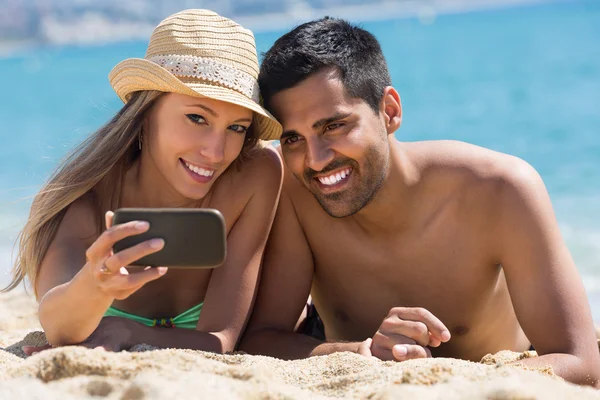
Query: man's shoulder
[[409, 140, 538, 187], [407, 140, 544, 211]]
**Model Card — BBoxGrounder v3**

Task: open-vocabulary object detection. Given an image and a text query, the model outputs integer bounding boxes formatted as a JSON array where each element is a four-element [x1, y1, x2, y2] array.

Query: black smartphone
[[112, 208, 226, 268]]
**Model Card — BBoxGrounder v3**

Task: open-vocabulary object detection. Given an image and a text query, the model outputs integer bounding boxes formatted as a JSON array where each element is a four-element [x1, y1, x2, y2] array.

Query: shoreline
[[0, 0, 565, 56]]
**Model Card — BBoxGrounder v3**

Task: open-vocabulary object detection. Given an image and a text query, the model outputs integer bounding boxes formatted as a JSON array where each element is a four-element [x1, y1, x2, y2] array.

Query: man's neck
[[348, 140, 420, 236]]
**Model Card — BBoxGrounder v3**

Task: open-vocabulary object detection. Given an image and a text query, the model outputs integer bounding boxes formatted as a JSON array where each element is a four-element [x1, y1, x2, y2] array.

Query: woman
[[3, 9, 283, 354]]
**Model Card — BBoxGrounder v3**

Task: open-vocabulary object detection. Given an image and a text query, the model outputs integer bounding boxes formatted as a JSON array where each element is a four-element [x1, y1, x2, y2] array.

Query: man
[[239, 17, 600, 387]]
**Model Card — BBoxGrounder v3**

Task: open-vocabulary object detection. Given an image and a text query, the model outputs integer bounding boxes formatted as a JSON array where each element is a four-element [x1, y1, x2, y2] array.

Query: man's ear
[[380, 86, 402, 135]]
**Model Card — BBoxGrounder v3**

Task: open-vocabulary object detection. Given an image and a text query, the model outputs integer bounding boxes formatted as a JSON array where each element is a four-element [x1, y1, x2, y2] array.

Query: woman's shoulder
[[58, 192, 100, 241]]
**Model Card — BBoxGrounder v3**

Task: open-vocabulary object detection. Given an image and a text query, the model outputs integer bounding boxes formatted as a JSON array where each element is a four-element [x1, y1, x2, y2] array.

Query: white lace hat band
[[147, 55, 260, 103]]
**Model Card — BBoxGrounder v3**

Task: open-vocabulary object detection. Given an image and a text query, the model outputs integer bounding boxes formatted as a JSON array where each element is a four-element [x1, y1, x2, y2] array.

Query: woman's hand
[[79, 317, 143, 351], [85, 211, 168, 300], [24, 317, 144, 355]]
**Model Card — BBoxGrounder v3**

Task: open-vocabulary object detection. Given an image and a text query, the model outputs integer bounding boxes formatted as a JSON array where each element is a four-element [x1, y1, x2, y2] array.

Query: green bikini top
[[104, 303, 203, 329]]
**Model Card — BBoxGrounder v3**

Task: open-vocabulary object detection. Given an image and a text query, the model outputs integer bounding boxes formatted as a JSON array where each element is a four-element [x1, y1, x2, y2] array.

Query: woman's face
[[143, 93, 253, 201]]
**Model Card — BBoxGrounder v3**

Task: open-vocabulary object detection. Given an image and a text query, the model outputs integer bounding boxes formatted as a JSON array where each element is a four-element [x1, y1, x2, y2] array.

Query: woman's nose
[[199, 130, 226, 164]]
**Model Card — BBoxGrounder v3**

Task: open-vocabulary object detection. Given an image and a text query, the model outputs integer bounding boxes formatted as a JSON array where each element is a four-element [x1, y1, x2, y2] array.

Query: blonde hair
[[3, 90, 259, 296]]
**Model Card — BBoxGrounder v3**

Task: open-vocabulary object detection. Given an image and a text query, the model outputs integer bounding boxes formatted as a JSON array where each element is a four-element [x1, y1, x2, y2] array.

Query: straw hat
[[108, 9, 282, 140]]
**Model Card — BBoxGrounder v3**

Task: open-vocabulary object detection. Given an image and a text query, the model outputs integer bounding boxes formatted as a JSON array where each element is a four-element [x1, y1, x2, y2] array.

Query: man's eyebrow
[[312, 112, 352, 130]]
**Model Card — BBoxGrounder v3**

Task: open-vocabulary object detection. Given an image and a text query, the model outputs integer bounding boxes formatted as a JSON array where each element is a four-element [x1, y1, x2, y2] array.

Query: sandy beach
[[0, 291, 598, 399]]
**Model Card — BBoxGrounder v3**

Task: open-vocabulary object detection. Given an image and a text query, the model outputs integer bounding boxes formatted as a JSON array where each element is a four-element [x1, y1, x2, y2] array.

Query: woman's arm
[[36, 197, 111, 345], [191, 149, 283, 352], [36, 197, 167, 346]]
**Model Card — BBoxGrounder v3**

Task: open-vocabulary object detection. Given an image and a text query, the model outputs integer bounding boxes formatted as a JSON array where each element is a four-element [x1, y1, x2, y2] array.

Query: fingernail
[[150, 239, 164, 248], [394, 345, 407, 357], [157, 267, 168, 274], [441, 330, 451, 341], [135, 221, 149, 230]]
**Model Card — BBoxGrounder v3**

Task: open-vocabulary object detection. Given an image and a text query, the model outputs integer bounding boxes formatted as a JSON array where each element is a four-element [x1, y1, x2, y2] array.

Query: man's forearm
[[240, 328, 360, 360], [512, 353, 600, 387]]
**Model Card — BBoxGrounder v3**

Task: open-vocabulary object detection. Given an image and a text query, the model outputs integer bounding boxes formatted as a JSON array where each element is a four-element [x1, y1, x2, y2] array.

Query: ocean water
[[1, 1, 599, 317]]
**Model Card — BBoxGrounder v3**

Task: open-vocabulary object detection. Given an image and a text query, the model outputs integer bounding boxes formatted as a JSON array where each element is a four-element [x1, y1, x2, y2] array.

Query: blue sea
[[1, 1, 599, 318]]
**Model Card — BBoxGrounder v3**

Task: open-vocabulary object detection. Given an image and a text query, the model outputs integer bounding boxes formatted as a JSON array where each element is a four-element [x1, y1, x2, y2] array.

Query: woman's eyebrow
[[186, 103, 251, 123]]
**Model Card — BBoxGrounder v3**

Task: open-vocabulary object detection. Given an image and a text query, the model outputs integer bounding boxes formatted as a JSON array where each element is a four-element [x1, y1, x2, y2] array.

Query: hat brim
[[108, 58, 282, 141]]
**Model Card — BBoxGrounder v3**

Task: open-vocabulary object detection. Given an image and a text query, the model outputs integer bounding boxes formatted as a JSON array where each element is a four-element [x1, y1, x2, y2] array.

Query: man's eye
[[186, 114, 206, 124], [325, 123, 343, 132], [284, 135, 300, 145]]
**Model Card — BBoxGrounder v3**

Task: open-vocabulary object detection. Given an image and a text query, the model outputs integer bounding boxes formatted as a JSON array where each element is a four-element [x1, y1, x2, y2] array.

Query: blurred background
[[0, 0, 599, 319]]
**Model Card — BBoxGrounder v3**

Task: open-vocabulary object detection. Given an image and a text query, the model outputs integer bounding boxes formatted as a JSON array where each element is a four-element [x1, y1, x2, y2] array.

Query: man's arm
[[493, 158, 600, 387], [239, 181, 362, 359]]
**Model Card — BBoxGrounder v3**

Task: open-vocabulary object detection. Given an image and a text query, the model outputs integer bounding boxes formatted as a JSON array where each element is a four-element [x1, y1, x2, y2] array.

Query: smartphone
[[112, 208, 226, 268]]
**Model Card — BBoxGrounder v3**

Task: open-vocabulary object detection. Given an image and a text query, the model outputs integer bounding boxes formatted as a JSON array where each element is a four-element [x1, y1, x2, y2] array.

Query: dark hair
[[259, 17, 392, 114]]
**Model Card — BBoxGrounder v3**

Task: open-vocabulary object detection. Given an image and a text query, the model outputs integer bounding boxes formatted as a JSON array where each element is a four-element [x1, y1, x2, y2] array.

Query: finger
[[392, 344, 431, 361], [104, 238, 165, 272], [86, 220, 150, 262], [379, 319, 430, 347], [94, 345, 118, 352], [105, 211, 114, 230], [357, 338, 373, 357], [389, 307, 451, 343], [22, 344, 52, 356], [428, 332, 441, 348], [100, 266, 168, 292], [371, 333, 417, 361], [372, 331, 417, 352], [80, 342, 110, 351]]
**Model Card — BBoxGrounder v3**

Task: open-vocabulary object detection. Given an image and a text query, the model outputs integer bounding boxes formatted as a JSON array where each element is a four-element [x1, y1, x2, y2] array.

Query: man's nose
[[305, 137, 334, 172]]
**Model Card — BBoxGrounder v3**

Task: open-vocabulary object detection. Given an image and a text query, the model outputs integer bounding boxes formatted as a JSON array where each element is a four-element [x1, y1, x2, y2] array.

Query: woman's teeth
[[184, 161, 214, 177]]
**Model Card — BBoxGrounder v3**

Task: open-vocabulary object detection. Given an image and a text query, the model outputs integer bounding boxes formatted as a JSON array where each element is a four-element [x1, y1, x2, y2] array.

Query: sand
[[1, 291, 599, 399]]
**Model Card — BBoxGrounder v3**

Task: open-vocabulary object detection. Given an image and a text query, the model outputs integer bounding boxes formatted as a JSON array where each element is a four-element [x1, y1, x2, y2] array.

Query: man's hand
[[363, 307, 451, 361]]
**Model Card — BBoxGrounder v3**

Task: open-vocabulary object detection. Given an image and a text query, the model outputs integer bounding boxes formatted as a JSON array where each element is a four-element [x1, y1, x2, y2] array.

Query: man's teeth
[[184, 161, 214, 177], [318, 168, 351, 186]]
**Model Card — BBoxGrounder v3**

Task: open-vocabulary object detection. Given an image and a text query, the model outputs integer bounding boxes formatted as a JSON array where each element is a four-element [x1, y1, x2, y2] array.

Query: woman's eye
[[186, 114, 206, 124], [229, 124, 248, 134]]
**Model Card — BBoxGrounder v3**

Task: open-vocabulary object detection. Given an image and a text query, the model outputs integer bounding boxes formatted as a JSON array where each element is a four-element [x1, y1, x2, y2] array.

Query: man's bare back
[[288, 140, 531, 361]]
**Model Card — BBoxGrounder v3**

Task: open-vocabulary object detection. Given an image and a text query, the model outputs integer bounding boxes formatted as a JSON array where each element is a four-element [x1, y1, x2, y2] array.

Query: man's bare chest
[[305, 222, 502, 341]]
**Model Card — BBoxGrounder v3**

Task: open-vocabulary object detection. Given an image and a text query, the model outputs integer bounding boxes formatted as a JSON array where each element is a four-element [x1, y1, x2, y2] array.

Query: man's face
[[270, 69, 390, 218]]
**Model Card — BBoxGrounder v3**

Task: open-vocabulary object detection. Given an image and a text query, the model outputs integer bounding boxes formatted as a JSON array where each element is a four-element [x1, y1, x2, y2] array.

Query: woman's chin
[[180, 185, 214, 202]]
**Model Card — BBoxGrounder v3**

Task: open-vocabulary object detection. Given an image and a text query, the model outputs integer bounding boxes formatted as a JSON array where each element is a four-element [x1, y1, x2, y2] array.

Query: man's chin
[[314, 195, 358, 219]]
